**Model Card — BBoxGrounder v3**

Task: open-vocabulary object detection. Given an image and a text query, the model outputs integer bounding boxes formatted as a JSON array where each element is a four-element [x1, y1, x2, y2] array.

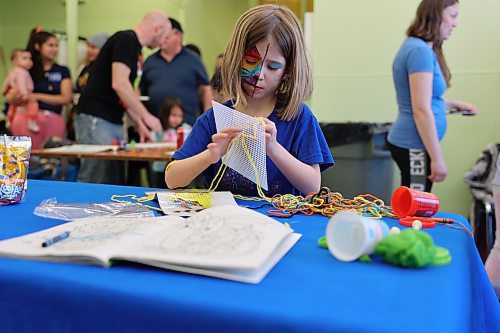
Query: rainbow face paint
[[241, 46, 262, 80], [241, 44, 270, 97]]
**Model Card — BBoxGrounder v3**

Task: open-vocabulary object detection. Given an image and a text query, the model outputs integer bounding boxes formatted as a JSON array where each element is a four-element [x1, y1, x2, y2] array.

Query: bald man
[[75, 11, 171, 184]]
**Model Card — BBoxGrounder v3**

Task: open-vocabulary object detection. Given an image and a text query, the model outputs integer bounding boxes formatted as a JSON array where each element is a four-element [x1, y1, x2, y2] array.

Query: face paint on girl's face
[[268, 62, 285, 70], [241, 44, 270, 97], [241, 46, 262, 79]]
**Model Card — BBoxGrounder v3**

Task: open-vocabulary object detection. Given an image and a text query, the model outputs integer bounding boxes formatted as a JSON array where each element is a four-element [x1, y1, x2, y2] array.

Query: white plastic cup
[[326, 210, 389, 262]]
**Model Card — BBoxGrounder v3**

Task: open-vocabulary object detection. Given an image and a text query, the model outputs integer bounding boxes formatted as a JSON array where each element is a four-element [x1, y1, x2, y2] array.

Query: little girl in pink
[[2, 49, 39, 132]]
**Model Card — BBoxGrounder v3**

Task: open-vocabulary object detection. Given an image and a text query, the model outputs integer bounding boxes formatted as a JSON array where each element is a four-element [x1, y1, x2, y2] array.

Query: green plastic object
[[318, 229, 451, 268], [375, 229, 451, 268], [432, 247, 452, 266], [129, 139, 137, 151], [359, 255, 372, 263], [318, 236, 328, 249]]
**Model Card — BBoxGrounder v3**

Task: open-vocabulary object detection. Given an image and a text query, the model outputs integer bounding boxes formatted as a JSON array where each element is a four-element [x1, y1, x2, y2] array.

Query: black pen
[[42, 231, 71, 248]]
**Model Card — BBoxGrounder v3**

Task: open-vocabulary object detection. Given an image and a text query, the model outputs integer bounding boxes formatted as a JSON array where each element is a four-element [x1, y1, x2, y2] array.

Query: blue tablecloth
[[0, 180, 498, 333]]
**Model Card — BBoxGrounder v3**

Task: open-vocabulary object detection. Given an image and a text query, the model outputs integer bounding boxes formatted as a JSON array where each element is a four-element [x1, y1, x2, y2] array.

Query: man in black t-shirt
[[75, 10, 170, 184]]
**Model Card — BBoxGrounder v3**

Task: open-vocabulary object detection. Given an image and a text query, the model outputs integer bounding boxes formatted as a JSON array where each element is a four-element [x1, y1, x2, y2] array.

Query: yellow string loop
[[111, 194, 163, 212]]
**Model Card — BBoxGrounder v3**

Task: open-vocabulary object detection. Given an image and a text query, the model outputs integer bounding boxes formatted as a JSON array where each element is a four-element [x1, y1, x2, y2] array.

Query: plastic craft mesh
[[212, 101, 268, 191]]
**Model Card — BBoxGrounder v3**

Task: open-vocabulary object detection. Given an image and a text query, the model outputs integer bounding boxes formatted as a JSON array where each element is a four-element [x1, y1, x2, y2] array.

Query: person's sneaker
[[28, 119, 40, 133]]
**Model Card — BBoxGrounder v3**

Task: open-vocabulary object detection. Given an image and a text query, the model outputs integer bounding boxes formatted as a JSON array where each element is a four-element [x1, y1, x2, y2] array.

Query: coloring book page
[[118, 205, 293, 270], [0, 215, 179, 266], [0, 205, 299, 283]]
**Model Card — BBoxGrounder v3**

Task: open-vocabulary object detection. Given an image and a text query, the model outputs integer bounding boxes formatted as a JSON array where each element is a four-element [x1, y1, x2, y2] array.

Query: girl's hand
[[206, 127, 242, 164], [262, 118, 279, 154], [428, 157, 448, 183]]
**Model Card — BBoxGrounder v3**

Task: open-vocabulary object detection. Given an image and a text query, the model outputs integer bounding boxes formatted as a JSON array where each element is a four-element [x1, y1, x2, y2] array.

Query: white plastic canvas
[[212, 101, 268, 191]]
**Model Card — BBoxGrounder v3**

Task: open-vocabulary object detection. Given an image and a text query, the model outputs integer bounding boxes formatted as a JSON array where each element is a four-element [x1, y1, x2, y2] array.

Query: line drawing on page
[[21, 218, 154, 250], [140, 211, 263, 257]]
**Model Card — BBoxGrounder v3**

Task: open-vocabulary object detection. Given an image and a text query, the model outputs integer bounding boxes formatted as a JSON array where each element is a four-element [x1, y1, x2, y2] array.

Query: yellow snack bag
[[0, 135, 31, 205]]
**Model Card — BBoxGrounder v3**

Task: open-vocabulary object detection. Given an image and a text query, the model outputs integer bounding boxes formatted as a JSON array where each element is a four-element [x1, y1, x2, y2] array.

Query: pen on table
[[42, 231, 71, 248]]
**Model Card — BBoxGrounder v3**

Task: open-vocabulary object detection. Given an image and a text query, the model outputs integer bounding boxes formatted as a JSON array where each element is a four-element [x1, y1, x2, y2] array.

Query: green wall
[[312, 0, 500, 215]]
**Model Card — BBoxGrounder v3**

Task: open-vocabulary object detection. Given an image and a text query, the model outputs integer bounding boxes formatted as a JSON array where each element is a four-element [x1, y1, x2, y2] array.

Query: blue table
[[0, 180, 498, 333]]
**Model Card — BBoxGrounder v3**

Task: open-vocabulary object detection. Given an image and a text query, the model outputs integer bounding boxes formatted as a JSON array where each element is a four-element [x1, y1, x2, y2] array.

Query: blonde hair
[[221, 4, 312, 121]]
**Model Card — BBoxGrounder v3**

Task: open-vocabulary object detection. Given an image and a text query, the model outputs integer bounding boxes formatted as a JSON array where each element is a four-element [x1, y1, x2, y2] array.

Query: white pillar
[[65, 0, 78, 77]]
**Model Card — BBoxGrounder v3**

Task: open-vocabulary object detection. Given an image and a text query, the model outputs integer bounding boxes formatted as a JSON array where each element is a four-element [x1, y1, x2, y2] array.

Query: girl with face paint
[[165, 5, 333, 196]]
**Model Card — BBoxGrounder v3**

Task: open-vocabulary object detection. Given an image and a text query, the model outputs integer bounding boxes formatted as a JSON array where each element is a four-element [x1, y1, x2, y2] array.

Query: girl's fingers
[[212, 133, 229, 142], [220, 127, 242, 134]]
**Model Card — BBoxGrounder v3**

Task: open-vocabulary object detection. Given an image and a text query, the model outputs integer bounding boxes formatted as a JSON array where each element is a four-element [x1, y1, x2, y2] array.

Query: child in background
[[2, 49, 39, 132], [210, 53, 228, 103], [149, 96, 191, 188], [166, 4, 334, 196]]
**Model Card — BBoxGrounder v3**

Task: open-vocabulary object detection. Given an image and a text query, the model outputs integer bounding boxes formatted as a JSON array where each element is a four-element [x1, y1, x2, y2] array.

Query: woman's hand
[[428, 157, 448, 183], [206, 127, 242, 164], [458, 102, 479, 115], [262, 118, 279, 154], [448, 101, 479, 115], [5, 91, 26, 106]]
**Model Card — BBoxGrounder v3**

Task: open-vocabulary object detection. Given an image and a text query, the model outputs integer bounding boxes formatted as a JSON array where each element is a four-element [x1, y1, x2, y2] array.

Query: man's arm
[[111, 62, 162, 140]]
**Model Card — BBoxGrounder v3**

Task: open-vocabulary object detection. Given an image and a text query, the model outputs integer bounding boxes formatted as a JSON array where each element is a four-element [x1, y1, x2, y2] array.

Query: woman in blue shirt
[[387, 0, 477, 192]]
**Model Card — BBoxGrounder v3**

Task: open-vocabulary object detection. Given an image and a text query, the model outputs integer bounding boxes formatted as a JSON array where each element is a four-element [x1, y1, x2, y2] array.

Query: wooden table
[[31, 144, 175, 162]]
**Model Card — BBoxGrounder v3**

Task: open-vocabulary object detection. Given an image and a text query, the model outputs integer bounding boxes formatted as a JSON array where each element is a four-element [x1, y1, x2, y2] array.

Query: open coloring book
[[0, 205, 300, 284]]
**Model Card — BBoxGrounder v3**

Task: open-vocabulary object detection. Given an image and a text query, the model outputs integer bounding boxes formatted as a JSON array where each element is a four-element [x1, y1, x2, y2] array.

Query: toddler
[[2, 49, 39, 132]]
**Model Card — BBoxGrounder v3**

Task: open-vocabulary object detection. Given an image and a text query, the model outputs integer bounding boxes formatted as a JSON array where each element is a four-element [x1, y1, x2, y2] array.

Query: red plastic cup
[[391, 186, 440, 218], [176, 128, 191, 149], [177, 128, 185, 149]]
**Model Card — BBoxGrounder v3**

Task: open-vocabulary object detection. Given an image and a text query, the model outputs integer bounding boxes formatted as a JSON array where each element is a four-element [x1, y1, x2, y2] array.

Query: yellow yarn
[[111, 194, 163, 212], [205, 118, 395, 218], [208, 117, 271, 202]]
